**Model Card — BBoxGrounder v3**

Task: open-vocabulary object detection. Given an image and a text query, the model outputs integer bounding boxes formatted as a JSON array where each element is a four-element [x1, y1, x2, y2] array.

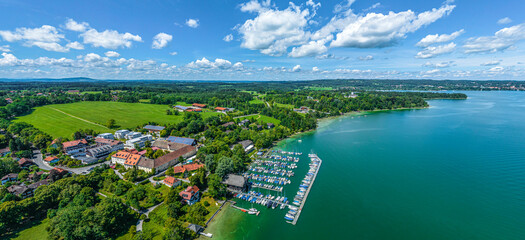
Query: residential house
[[215, 107, 228, 113], [267, 123, 275, 129], [7, 185, 33, 199], [44, 156, 59, 164], [186, 108, 202, 112], [97, 133, 114, 140], [166, 136, 197, 146], [222, 174, 248, 192], [18, 158, 34, 169], [111, 151, 131, 165], [238, 119, 250, 126], [115, 129, 131, 139], [237, 140, 254, 152], [49, 139, 60, 148], [1, 173, 18, 185], [28, 171, 45, 182], [123, 154, 143, 169], [86, 145, 113, 159], [175, 105, 190, 111], [144, 125, 165, 133], [179, 185, 200, 205], [95, 138, 124, 152], [125, 132, 142, 140], [172, 163, 204, 177], [163, 176, 181, 188], [125, 135, 152, 149], [28, 180, 49, 191], [137, 144, 196, 173], [62, 139, 88, 155], [0, 147, 11, 157], [192, 103, 207, 108]]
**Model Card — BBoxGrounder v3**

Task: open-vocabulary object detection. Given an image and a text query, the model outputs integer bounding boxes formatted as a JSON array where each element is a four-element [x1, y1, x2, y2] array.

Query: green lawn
[[239, 114, 280, 125], [248, 99, 264, 104], [274, 103, 294, 109], [8, 218, 49, 240], [14, 101, 221, 138]]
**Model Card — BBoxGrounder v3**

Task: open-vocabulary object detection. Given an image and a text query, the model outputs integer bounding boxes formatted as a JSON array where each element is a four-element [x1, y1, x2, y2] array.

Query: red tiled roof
[[173, 163, 204, 174], [186, 108, 202, 112], [124, 154, 142, 166], [53, 167, 68, 174], [179, 185, 199, 200], [163, 176, 180, 186], [62, 139, 87, 148], [18, 158, 33, 165], [192, 103, 207, 108], [44, 156, 59, 162], [215, 107, 227, 111], [112, 151, 131, 159]]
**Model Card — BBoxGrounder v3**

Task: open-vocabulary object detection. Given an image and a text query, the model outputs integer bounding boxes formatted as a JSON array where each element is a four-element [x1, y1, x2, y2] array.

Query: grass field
[[274, 103, 294, 109], [238, 114, 281, 125], [8, 218, 49, 240], [15, 101, 220, 138], [248, 99, 264, 104]]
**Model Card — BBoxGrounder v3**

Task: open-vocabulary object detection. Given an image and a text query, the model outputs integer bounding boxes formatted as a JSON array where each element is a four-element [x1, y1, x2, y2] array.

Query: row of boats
[[253, 159, 298, 169], [272, 150, 303, 156], [248, 166, 295, 177], [234, 191, 289, 210], [243, 173, 291, 185], [251, 182, 284, 191], [267, 154, 301, 162], [284, 154, 322, 223]]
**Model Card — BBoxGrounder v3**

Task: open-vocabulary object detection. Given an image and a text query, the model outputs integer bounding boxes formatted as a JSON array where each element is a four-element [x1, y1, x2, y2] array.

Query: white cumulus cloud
[[292, 64, 301, 72], [0, 25, 71, 52], [463, 23, 525, 54], [152, 32, 173, 49], [81, 29, 142, 49], [223, 34, 234, 42], [497, 17, 512, 25], [65, 19, 89, 32], [359, 55, 374, 61], [0, 45, 10, 52], [66, 41, 84, 50], [481, 60, 501, 66], [416, 29, 464, 47], [416, 42, 456, 58], [105, 51, 120, 57], [186, 19, 199, 28]]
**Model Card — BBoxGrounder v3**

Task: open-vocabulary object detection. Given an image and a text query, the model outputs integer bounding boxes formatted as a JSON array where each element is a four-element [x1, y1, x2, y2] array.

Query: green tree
[[106, 119, 116, 128]]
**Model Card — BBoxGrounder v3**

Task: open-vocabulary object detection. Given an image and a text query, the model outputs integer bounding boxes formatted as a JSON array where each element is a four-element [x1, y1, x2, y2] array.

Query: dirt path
[[47, 106, 108, 129]]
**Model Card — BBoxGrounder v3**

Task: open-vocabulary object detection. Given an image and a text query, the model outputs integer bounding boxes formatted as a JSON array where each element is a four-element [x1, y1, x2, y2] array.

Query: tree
[[189, 168, 206, 189], [106, 119, 116, 129], [177, 156, 184, 164], [204, 154, 216, 173], [187, 202, 209, 226], [72, 131, 83, 140], [215, 156, 233, 178], [166, 201, 183, 218], [207, 174, 227, 199], [166, 167, 174, 176]]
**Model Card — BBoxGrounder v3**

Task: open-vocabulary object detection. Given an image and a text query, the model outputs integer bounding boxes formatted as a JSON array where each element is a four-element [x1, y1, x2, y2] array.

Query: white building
[[115, 129, 131, 139], [125, 135, 152, 149], [97, 133, 114, 140], [125, 132, 142, 140]]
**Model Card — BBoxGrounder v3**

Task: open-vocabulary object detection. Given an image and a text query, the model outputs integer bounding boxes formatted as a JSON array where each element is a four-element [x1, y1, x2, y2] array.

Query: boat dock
[[230, 201, 260, 215], [287, 154, 322, 225], [252, 185, 283, 192]]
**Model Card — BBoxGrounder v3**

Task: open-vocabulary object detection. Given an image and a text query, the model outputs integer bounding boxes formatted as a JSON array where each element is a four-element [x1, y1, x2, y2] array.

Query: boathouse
[[222, 174, 247, 192]]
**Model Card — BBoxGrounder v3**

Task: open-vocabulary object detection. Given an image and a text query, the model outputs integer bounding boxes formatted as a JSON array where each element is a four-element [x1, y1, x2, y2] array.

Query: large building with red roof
[[62, 139, 88, 155], [179, 185, 200, 205]]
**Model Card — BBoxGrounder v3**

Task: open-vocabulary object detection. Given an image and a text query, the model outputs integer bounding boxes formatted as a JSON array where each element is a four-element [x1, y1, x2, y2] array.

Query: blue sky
[[0, 0, 524, 80]]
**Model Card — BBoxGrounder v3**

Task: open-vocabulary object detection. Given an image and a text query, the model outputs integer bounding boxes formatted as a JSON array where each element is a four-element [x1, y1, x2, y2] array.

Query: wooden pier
[[230, 201, 260, 215], [251, 185, 283, 192], [288, 154, 322, 225]]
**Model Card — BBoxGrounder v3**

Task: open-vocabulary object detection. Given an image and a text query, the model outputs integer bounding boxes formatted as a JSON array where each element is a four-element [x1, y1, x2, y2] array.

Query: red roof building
[[192, 103, 207, 108], [173, 163, 204, 174], [62, 139, 88, 154], [179, 185, 200, 205], [44, 156, 59, 163], [215, 107, 227, 111], [163, 176, 181, 187]]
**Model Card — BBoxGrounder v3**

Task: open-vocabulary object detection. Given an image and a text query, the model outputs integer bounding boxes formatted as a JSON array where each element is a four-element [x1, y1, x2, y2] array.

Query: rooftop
[[222, 174, 247, 188]]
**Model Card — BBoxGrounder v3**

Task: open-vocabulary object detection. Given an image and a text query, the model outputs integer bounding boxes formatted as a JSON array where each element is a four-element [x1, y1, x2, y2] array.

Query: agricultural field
[[248, 99, 264, 104], [15, 101, 220, 138], [274, 103, 294, 109]]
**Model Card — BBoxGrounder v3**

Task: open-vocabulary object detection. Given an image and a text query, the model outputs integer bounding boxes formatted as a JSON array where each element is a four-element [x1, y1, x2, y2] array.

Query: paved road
[[136, 202, 164, 232], [32, 150, 109, 174]]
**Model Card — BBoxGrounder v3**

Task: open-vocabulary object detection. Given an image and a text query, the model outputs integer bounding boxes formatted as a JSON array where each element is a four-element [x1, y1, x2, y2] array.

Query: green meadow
[[15, 101, 220, 138]]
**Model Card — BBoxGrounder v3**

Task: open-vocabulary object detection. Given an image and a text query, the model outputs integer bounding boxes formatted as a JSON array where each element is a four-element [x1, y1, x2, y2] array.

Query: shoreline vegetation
[[0, 80, 469, 240]]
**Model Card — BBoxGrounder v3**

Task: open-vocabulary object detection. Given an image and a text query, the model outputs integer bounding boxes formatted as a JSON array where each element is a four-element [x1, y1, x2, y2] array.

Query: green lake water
[[207, 91, 525, 240]]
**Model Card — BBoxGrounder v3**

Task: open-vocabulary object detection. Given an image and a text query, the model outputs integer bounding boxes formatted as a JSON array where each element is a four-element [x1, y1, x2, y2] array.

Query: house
[[123, 154, 142, 168], [44, 156, 59, 164], [175, 105, 190, 111], [111, 151, 131, 165], [7, 185, 33, 199], [186, 108, 202, 112], [222, 174, 247, 192], [28, 171, 45, 182], [192, 103, 207, 108], [18, 158, 34, 169], [215, 107, 228, 113], [238, 119, 250, 126], [137, 145, 196, 173], [5, 98, 13, 104], [1, 173, 18, 185], [187, 224, 205, 234], [166, 136, 197, 146], [86, 145, 113, 159], [95, 138, 124, 152], [179, 185, 200, 205], [267, 123, 275, 129], [172, 163, 204, 176], [62, 139, 88, 155], [125, 132, 142, 140], [125, 135, 152, 149], [96, 133, 114, 140], [115, 129, 131, 139], [0, 147, 11, 157], [237, 140, 254, 152], [221, 122, 235, 128], [49, 139, 60, 148], [293, 106, 310, 114], [144, 125, 165, 133], [152, 140, 189, 152], [28, 180, 49, 191], [163, 176, 181, 188]]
